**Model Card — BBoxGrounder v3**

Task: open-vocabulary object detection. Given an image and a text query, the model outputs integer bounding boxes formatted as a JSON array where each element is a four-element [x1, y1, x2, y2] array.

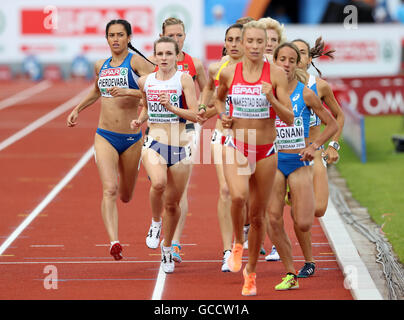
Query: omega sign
[[333, 76, 404, 115]]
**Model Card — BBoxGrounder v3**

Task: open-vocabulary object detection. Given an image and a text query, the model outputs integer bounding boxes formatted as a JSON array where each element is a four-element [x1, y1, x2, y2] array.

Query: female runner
[[268, 42, 337, 290], [66, 19, 155, 260], [145, 18, 207, 265], [198, 23, 244, 272], [291, 37, 344, 277], [214, 20, 294, 296], [131, 36, 198, 273]]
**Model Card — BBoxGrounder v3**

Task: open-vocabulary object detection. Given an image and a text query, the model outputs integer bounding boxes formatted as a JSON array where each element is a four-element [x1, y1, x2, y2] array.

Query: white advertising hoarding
[[0, 0, 204, 64], [204, 24, 404, 77]]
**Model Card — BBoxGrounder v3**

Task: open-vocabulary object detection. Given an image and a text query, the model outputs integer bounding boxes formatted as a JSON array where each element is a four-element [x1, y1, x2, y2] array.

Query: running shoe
[[275, 273, 299, 290], [297, 262, 316, 278], [260, 246, 266, 255], [146, 221, 161, 249], [161, 242, 174, 274], [227, 243, 243, 272], [110, 242, 123, 261], [242, 267, 257, 296], [172, 243, 182, 263], [221, 250, 231, 272], [265, 245, 280, 261]]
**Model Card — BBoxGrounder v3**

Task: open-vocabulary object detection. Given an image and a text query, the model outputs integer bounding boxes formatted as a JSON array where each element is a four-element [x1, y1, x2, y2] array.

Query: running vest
[[144, 71, 187, 124], [276, 81, 310, 150], [154, 51, 197, 80], [307, 74, 321, 127], [98, 52, 140, 98], [228, 61, 276, 119]]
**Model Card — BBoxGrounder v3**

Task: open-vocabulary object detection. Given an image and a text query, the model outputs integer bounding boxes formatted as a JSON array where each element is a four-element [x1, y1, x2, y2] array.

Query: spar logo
[[233, 86, 261, 95], [21, 7, 154, 35], [100, 68, 123, 77]]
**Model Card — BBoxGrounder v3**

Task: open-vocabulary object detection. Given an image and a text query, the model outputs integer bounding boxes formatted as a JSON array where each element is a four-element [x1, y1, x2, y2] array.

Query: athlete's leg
[[245, 155, 277, 274], [141, 148, 168, 223], [222, 145, 251, 245], [163, 161, 192, 248], [117, 138, 143, 203], [267, 170, 296, 274], [94, 134, 120, 243], [313, 149, 328, 218]]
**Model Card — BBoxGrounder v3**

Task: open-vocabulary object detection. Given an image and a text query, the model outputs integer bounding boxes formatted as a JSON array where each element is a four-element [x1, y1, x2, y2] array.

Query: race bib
[[275, 116, 306, 150]]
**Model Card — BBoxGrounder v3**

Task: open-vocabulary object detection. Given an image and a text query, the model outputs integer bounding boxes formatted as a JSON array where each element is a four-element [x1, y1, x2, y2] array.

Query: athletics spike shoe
[[146, 220, 161, 249], [275, 273, 299, 291], [242, 267, 257, 296], [227, 243, 243, 272], [221, 250, 231, 272], [161, 242, 174, 274], [297, 262, 316, 278], [265, 245, 280, 261], [110, 242, 123, 261], [172, 243, 182, 263]]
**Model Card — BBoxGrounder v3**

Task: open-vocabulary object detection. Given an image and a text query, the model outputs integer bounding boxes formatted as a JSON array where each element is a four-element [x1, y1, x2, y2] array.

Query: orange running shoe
[[242, 267, 257, 296], [227, 243, 243, 272]]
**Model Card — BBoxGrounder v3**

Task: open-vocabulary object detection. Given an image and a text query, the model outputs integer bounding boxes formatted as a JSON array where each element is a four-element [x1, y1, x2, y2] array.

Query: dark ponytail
[[105, 19, 156, 65], [293, 37, 335, 77]]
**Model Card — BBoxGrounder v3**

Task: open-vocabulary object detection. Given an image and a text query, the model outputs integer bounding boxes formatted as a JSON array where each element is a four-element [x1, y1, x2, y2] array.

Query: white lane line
[[0, 146, 94, 256], [0, 85, 92, 152], [151, 264, 167, 300], [0, 259, 338, 265], [30, 245, 65, 248], [0, 80, 52, 111]]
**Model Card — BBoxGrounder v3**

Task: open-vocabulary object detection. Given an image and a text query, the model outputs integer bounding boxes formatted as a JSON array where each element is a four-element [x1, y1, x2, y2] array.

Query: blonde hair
[[236, 16, 255, 25], [162, 17, 185, 34], [258, 17, 286, 44], [241, 20, 267, 42]]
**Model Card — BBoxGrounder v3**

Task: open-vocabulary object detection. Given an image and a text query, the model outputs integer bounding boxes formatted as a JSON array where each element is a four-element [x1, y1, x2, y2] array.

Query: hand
[[221, 114, 233, 129], [130, 119, 142, 130], [159, 92, 171, 109], [323, 146, 339, 164], [108, 87, 128, 97], [196, 109, 208, 125], [262, 81, 274, 99], [299, 144, 316, 162], [66, 109, 79, 127]]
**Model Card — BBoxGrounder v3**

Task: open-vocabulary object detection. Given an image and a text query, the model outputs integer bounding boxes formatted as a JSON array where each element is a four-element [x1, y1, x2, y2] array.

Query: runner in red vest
[[214, 20, 294, 296]]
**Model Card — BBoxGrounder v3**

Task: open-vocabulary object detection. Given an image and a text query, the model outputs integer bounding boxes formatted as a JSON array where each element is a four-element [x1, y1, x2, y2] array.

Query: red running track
[[0, 80, 353, 301]]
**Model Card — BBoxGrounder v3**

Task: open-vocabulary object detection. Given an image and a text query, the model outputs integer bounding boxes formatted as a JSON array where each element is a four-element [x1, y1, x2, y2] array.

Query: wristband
[[219, 111, 226, 119], [328, 141, 340, 151]]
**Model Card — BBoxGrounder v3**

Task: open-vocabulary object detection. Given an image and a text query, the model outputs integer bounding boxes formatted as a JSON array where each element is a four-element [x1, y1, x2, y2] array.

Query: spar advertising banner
[[328, 75, 404, 116], [204, 24, 404, 77], [0, 0, 203, 64]]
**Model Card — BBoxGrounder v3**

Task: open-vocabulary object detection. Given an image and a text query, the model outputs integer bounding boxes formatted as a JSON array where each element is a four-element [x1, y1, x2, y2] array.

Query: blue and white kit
[[275, 81, 312, 178]]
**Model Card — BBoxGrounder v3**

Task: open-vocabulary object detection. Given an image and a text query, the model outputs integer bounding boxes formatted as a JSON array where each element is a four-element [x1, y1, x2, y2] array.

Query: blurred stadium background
[[2, 0, 404, 159]]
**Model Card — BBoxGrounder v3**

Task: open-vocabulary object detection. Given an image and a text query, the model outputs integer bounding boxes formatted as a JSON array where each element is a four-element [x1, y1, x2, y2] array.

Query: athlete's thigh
[[94, 133, 120, 188], [221, 146, 250, 199], [165, 162, 192, 204], [141, 148, 168, 187], [251, 155, 278, 207], [267, 169, 286, 217], [288, 166, 315, 222], [118, 140, 143, 197]]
